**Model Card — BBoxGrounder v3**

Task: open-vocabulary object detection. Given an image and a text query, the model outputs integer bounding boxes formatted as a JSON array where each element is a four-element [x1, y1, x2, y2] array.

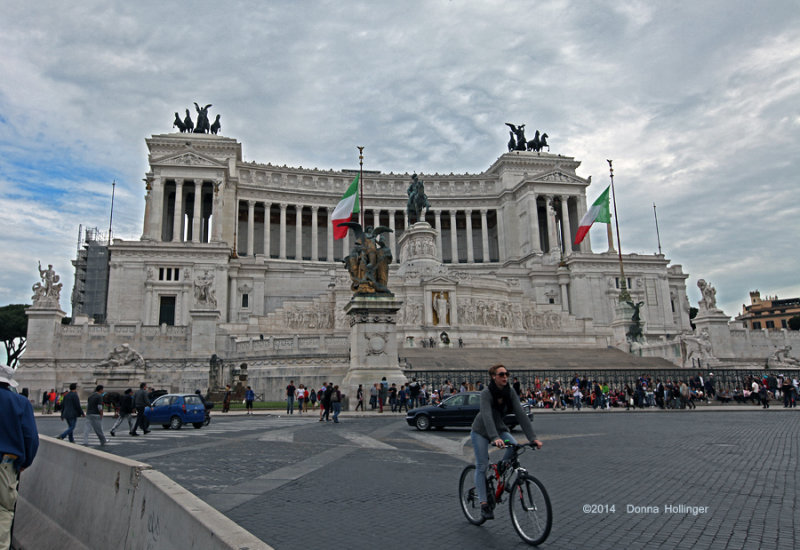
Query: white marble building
[[19, 131, 701, 397]]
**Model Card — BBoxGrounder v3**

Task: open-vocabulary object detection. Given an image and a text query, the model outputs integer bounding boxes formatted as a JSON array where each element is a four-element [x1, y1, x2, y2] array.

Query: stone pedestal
[[611, 300, 634, 350], [341, 296, 406, 409], [693, 309, 733, 358], [190, 309, 220, 357], [24, 307, 65, 360]]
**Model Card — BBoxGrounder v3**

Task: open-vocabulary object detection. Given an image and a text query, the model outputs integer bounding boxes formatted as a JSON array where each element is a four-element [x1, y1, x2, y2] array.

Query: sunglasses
[[496, 372, 510, 377]]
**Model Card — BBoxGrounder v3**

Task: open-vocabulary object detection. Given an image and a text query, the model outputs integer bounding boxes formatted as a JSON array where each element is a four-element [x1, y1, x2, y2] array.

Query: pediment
[[530, 170, 588, 185], [424, 275, 459, 286], [152, 150, 225, 168]]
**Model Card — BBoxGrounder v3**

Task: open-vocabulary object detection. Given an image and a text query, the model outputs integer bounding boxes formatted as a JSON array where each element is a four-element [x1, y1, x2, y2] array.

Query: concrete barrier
[[13, 436, 272, 550]]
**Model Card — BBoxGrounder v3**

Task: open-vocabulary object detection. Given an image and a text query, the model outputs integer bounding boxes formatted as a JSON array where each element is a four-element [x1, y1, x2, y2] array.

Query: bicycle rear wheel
[[458, 465, 486, 525], [509, 474, 552, 545]]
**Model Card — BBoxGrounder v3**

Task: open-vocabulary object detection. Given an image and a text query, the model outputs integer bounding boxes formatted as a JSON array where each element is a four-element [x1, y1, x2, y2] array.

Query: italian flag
[[331, 174, 360, 240], [573, 185, 611, 245]]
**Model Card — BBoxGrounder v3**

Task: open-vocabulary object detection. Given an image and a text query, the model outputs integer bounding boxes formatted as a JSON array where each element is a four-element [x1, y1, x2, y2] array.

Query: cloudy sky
[[1, 0, 798, 319]]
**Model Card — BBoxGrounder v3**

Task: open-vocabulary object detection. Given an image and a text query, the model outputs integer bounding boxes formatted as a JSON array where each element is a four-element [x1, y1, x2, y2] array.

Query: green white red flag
[[573, 185, 611, 245], [331, 174, 360, 240]]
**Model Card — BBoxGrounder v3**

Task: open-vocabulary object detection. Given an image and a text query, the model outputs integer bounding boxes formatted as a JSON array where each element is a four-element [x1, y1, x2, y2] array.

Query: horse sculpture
[[406, 174, 430, 224], [527, 131, 550, 152]]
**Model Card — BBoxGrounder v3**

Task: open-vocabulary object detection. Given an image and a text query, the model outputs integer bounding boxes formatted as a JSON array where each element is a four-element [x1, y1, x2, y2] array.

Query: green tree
[[0, 304, 28, 367], [788, 315, 800, 331], [689, 306, 698, 330]]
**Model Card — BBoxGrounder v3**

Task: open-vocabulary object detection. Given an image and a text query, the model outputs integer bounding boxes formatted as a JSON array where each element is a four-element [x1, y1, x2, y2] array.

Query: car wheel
[[415, 415, 431, 431], [169, 415, 183, 430], [161, 424, 171, 430], [192, 422, 203, 429]]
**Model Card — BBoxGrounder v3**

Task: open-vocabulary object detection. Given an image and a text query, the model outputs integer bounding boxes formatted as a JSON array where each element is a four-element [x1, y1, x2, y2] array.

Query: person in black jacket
[[82, 385, 108, 446], [57, 383, 84, 442], [470, 365, 541, 520], [109, 389, 134, 436], [130, 382, 151, 436]]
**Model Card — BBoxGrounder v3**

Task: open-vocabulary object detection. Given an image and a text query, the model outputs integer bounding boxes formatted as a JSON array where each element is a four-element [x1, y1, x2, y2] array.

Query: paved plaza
[[36, 407, 798, 549]]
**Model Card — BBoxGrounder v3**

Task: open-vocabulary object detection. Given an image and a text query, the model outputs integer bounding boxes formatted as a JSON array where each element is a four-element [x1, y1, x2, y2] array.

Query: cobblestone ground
[[37, 408, 799, 549]]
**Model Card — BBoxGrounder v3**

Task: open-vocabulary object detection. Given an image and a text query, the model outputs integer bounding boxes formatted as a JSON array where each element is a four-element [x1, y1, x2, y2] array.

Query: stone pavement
[[36, 407, 798, 549]]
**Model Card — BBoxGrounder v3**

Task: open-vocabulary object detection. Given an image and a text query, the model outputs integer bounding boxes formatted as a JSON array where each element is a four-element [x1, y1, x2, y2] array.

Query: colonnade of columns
[[527, 194, 590, 254], [236, 201, 502, 264], [144, 178, 216, 243]]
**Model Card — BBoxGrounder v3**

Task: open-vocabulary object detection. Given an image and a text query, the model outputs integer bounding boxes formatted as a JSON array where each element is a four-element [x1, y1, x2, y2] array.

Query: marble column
[[546, 195, 558, 252], [145, 177, 164, 241], [465, 209, 474, 263], [449, 211, 458, 263], [327, 207, 334, 261], [172, 179, 184, 242], [529, 194, 541, 253], [388, 210, 396, 260], [295, 204, 303, 260], [560, 195, 571, 254], [279, 203, 287, 259], [311, 206, 319, 261], [192, 180, 203, 243], [434, 210, 443, 259], [373, 209, 380, 229], [480, 209, 490, 263], [246, 200, 255, 256], [211, 180, 222, 243], [496, 206, 506, 262], [263, 202, 271, 258]]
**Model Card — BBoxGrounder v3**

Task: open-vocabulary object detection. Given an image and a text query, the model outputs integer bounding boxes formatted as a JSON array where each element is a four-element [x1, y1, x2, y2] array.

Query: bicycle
[[459, 442, 552, 546]]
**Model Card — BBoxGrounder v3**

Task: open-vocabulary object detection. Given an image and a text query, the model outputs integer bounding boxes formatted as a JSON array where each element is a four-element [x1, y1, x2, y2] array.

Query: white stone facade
[[19, 132, 706, 398]]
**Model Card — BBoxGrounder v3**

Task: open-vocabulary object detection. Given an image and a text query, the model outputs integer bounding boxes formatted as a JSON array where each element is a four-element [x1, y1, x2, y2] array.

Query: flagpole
[[357, 146, 365, 227], [653, 202, 662, 255], [108, 180, 116, 245], [607, 160, 629, 302]]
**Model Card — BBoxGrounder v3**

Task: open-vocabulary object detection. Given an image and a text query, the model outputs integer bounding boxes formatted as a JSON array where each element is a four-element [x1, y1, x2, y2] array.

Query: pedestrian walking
[[57, 383, 83, 442], [82, 385, 108, 446], [331, 385, 342, 423], [295, 384, 305, 415], [222, 384, 232, 413], [130, 382, 151, 436], [355, 384, 364, 411], [0, 365, 39, 550], [245, 386, 255, 415], [321, 383, 333, 422], [286, 380, 296, 414], [109, 389, 134, 436]]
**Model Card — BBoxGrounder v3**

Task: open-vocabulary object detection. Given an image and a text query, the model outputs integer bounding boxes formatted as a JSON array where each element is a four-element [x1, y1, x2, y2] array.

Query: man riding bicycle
[[471, 364, 542, 520]]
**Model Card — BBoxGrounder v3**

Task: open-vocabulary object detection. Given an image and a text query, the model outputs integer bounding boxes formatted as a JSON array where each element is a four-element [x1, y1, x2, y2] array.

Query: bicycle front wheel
[[509, 474, 552, 545], [458, 465, 486, 525]]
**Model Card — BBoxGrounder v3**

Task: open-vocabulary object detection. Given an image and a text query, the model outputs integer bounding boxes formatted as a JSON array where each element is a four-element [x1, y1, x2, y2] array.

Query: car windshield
[[184, 395, 201, 405]]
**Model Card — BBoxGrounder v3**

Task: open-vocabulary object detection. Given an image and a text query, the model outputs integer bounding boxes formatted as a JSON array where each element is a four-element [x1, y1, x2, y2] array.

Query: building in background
[[735, 291, 800, 330]]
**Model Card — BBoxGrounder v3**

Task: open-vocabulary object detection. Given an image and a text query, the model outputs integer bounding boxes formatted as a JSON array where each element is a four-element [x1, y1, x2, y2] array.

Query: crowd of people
[[283, 372, 799, 414]]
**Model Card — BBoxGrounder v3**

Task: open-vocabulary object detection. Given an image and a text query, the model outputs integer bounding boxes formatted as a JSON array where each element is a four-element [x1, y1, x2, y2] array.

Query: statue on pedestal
[[341, 223, 393, 295], [697, 279, 718, 312], [406, 174, 430, 224], [625, 300, 645, 342], [32, 261, 63, 307]]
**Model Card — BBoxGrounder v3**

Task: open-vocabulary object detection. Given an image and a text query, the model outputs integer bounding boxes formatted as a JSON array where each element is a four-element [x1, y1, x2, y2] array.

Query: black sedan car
[[406, 391, 534, 431]]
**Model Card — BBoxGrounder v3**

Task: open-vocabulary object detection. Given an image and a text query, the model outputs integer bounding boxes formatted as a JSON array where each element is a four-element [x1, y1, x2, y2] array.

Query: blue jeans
[[287, 396, 294, 414], [471, 431, 516, 504], [332, 402, 341, 422], [59, 417, 78, 442]]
